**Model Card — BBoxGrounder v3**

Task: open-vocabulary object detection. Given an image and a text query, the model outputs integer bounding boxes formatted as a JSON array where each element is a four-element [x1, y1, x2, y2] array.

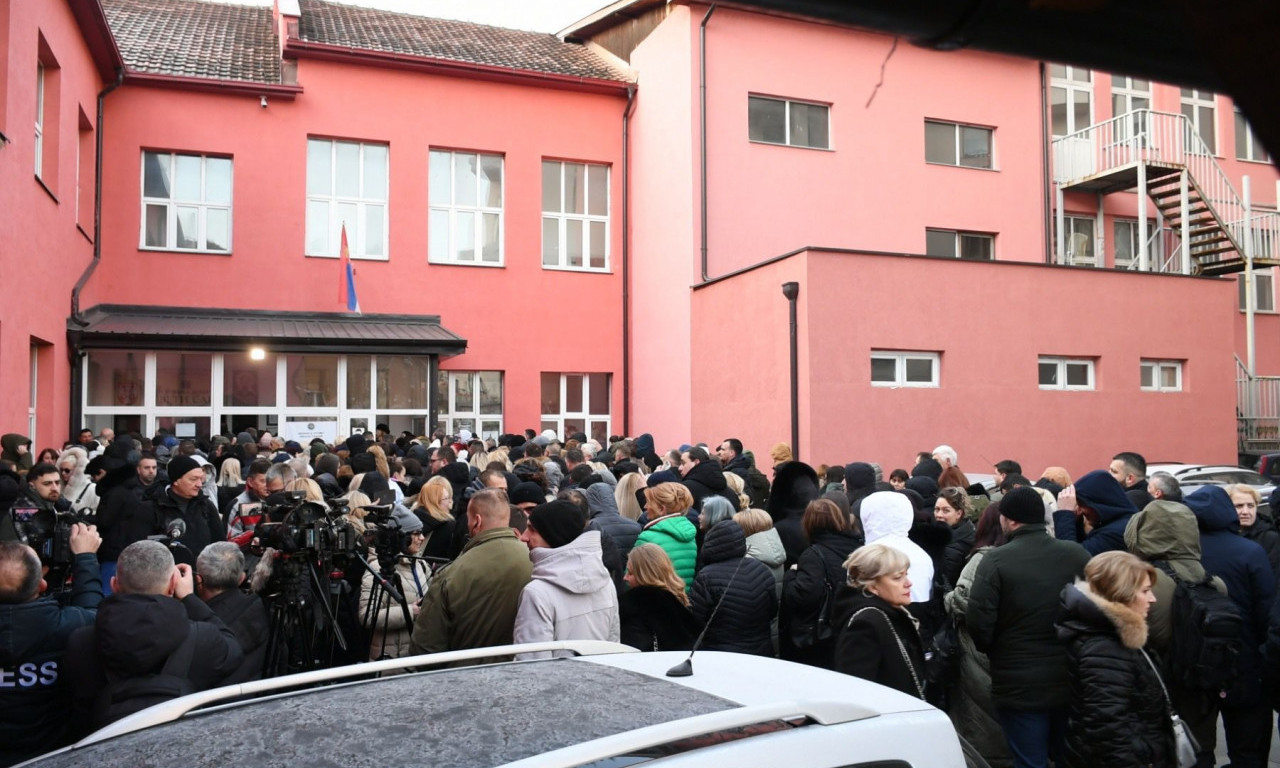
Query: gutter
[[698, 3, 717, 281], [1040, 61, 1052, 263], [621, 83, 637, 435], [124, 72, 303, 99]]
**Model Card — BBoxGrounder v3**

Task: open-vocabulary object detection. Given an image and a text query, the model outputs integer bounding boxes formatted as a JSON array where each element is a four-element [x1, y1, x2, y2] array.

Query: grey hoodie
[[513, 530, 620, 659], [745, 529, 787, 600]]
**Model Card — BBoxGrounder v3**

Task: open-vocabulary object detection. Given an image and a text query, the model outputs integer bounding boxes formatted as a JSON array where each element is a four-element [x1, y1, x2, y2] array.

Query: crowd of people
[[2, 427, 1280, 768]]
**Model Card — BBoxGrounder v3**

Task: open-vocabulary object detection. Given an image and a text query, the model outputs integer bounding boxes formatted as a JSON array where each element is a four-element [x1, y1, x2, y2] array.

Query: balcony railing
[[1238, 356, 1280, 451]]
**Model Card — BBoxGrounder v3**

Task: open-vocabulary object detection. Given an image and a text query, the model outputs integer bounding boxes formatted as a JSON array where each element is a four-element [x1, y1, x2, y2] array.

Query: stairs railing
[[1237, 356, 1280, 452]]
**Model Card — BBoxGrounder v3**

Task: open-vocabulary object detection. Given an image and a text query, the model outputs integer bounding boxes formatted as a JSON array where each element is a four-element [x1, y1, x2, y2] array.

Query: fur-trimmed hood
[[1057, 580, 1149, 650]]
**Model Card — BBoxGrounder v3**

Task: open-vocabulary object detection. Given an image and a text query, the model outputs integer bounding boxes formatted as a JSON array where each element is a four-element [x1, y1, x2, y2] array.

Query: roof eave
[[122, 71, 303, 98], [69, 0, 125, 82], [557, 0, 668, 40], [284, 38, 633, 95]]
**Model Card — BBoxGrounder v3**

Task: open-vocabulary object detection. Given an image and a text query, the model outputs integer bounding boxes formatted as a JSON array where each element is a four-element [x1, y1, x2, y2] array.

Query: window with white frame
[[924, 120, 992, 169], [925, 228, 994, 260], [1039, 356, 1095, 390], [1057, 215, 1096, 266], [34, 62, 45, 178], [1110, 75, 1151, 143], [540, 372, 611, 443], [542, 160, 609, 271], [28, 344, 39, 441], [870, 351, 939, 388], [1113, 218, 1160, 270], [1180, 89, 1217, 154], [436, 370, 503, 439], [1238, 271, 1276, 313], [1049, 64, 1093, 137], [747, 96, 830, 149], [429, 150, 503, 266], [141, 152, 233, 252], [1140, 360, 1182, 392], [306, 138, 388, 260], [1235, 108, 1271, 163]]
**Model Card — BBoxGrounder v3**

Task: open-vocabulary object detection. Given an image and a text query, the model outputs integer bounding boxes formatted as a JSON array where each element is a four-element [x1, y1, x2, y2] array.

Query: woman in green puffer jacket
[[636, 483, 699, 590]]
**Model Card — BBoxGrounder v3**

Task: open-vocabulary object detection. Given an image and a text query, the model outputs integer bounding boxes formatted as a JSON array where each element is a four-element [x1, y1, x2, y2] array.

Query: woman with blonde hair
[[1057, 551, 1172, 768], [615, 471, 647, 521], [411, 475, 457, 560], [723, 471, 750, 511], [1225, 483, 1280, 575], [217, 457, 243, 487], [635, 483, 698, 589], [56, 447, 99, 516], [469, 447, 490, 473], [285, 477, 324, 503], [342, 490, 374, 536], [833, 543, 927, 698], [618, 544, 699, 651]]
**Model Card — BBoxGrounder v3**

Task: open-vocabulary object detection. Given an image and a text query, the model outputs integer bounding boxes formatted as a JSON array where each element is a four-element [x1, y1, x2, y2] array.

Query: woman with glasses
[[411, 475, 457, 561]]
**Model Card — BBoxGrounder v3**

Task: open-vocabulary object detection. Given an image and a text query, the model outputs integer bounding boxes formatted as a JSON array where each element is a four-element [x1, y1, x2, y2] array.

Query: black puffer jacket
[[832, 587, 926, 699], [1241, 515, 1280, 581], [1057, 582, 1174, 768], [689, 521, 777, 656], [619, 585, 699, 652], [781, 530, 861, 668], [681, 460, 738, 512], [941, 519, 976, 590], [768, 462, 820, 566]]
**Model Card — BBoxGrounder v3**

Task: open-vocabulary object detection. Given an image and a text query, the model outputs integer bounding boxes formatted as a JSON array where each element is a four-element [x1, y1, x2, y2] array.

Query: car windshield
[[29, 660, 738, 768]]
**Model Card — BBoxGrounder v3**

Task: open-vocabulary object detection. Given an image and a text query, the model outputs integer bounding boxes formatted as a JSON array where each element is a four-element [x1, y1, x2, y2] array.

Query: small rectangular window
[[139, 151, 233, 253], [541, 160, 609, 271], [925, 120, 992, 169], [1235, 108, 1271, 163], [540, 372, 611, 443], [1057, 216, 1096, 266], [1238, 271, 1276, 313], [748, 96, 830, 149], [305, 138, 389, 260], [925, 228, 994, 260], [870, 352, 939, 388], [1140, 360, 1183, 392], [1039, 356, 1095, 390], [428, 150, 504, 266]]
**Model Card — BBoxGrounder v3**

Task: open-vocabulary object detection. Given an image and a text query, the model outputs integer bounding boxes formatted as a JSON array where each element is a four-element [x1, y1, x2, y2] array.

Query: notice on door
[[284, 419, 338, 445]]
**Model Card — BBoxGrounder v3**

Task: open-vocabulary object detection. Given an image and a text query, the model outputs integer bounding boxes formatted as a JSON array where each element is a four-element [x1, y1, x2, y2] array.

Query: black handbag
[[924, 614, 960, 685], [789, 575, 835, 650]]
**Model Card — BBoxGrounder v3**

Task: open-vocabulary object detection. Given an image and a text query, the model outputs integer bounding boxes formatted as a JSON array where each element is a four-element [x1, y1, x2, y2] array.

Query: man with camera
[[0, 523, 103, 767], [22, 464, 72, 515]]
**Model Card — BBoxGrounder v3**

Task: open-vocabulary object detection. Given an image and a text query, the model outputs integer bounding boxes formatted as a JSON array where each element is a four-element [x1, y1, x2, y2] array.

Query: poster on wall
[[284, 419, 338, 445]]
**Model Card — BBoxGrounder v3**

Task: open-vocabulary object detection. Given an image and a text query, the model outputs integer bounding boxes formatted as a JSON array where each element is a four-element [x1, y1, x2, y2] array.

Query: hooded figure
[[843, 462, 877, 524], [584, 482, 641, 555], [768, 461, 820, 565], [861, 491, 935, 603], [1052, 469, 1137, 556], [1, 434, 33, 472]]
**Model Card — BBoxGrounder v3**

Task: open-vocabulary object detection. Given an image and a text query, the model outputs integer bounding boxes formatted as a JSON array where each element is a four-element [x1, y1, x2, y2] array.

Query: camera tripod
[[262, 553, 348, 676]]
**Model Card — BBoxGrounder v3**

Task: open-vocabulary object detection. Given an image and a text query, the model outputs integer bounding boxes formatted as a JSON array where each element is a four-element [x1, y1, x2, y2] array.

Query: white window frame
[[1110, 75, 1151, 144], [1112, 217, 1160, 270], [1140, 359, 1183, 392], [1239, 270, 1276, 313], [747, 95, 831, 150], [306, 138, 389, 261], [1049, 64, 1093, 138], [1180, 89, 1217, 155], [924, 120, 993, 169], [925, 228, 994, 260], [541, 160, 610, 272], [1235, 108, 1271, 164], [870, 351, 940, 388], [139, 151, 233, 253], [1059, 215, 1097, 266], [437, 370, 504, 440], [34, 62, 45, 178], [428, 150, 504, 267], [28, 345, 38, 441], [540, 372, 611, 442], [1038, 356, 1095, 391]]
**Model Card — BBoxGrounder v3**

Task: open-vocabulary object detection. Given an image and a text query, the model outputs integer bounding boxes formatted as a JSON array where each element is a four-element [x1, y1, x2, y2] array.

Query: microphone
[[166, 518, 187, 540], [667, 555, 746, 678]]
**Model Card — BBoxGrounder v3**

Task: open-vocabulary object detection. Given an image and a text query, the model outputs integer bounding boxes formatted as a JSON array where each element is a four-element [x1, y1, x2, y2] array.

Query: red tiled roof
[[296, 0, 631, 83], [102, 0, 282, 84]]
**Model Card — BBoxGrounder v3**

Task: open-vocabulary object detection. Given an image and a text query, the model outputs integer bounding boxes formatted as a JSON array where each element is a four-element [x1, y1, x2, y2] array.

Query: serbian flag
[[340, 223, 361, 314]]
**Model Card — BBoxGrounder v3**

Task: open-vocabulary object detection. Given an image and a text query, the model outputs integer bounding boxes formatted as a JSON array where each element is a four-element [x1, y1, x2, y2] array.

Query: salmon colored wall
[[88, 58, 627, 434], [691, 249, 1238, 480], [0, 1, 104, 447]]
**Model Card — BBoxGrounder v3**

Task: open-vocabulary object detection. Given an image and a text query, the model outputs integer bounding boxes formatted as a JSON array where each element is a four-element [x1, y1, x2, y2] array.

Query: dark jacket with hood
[[1241, 514, 1280, 580], [64, 592, 243, 737], [680, 460, 738, 512], [0, 433, 33, 472], [781, 529, 860, 668], [941, 518, 976, 591], [1052, 469, 1137, 556], [585, 483, 642, 555], [1057, 581, 1175, 768], [832, 587, 927, 699], [0, 553, 102, 764], [768, 461, 820, 566], [843, 462, 877, 525], [618, 585, 699, 652], [689, 521, 777, 656], [1184, 485, 1275, 705]]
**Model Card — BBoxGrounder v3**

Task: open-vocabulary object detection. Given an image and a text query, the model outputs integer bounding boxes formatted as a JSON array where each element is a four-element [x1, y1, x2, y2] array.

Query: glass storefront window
[[478, 371, 502, 414], [346, 355, 371, 409], [85, 349, 144, 407], [376, 355, 429, 410], [155, 416, 211, 440], [286, 355, 338, 407], [223, 352, 276, 407], [155, 352, 212, 407]]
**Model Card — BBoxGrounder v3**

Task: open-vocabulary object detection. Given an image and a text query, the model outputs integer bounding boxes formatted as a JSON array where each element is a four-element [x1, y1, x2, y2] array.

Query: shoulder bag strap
[[848, 605, 926, 699], [1139, 648, 1176, 716]]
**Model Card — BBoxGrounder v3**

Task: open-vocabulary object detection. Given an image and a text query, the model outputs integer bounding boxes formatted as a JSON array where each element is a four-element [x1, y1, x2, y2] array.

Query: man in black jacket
[[63, 539, 242, 737], [196, 542, 268, 684], [678, 447, 739, 512], [0, 524, 102, 766], [152, 456, 226, 565]]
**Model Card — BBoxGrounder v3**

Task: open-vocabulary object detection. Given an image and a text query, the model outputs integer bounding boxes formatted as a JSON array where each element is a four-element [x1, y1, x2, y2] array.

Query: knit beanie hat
[[167, 455, 201, 483], [1000, 486, 1045, 525], [526, 500, 585, 548], [388, 504, 423, 534], [510, 481, 546, 507]]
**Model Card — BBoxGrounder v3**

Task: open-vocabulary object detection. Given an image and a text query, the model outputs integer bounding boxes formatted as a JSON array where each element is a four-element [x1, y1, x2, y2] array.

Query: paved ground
[[1212, 716, 1280, 767]]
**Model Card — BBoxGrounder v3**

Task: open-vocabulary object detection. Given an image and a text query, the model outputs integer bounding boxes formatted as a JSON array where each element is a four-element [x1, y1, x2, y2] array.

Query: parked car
[[19, 641, 971, 768], [1147, 463, 1275, 516]]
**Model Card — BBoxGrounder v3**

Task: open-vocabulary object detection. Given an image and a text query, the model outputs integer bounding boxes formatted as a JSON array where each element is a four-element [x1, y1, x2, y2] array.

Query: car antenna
[[667, 555, 745, 677]]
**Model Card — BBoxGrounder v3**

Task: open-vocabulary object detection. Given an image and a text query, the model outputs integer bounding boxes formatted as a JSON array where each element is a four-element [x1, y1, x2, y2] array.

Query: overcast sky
[[232, 0, 611, 32]]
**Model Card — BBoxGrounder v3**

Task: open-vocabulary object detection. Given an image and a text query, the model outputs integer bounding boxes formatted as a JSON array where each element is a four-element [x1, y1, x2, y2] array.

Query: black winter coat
[[832, 587, 926, 699], [417, 514, 457, 562], [618, 585, 700, 652], [768, 462, 820, 566], [689, 521, 777, 656], [781, 530, 860, 668], [96, 466, 157, 562], [206, 589, 270, 684], [680, 461, 739, 512], [153, 487, 226, 565], [941, 519, 976, 591], [585, 483, 642, 555], [1057, 583, 1174, 768], [1241, 515, 1280, 582]]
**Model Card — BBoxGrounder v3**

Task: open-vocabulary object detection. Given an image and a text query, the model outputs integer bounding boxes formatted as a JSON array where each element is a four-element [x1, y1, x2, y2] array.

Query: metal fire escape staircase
[[1052, 109, 1280, 276]]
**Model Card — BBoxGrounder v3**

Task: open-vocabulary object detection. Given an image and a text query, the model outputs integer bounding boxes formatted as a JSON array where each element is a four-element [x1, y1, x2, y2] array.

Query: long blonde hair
[[626, 544, 688, 606], [217, 457, 243, 487], [343, 490, 373, 535], [722, 472, 749, 511], [286, 477, 323, 503], [615, 472, 646, 521], [414, 476, 455, 522]]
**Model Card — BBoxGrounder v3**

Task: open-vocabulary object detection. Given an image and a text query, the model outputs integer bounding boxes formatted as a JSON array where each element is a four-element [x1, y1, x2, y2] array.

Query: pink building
[[2, 0, 1277, 479]]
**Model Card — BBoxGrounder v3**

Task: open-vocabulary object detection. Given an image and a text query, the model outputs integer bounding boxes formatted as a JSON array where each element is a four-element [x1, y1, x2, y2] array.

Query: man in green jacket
[[966, 486, 1090, 768], [409, 489, 532, 665]]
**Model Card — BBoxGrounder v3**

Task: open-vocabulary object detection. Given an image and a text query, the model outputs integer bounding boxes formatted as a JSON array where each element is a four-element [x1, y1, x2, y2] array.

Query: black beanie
[[510, 481, 546, 507], [527, 500, 585, 548], [166, 455, 201, 483], [351, 452, 377, 475], [1000, 486, 1044, 525]]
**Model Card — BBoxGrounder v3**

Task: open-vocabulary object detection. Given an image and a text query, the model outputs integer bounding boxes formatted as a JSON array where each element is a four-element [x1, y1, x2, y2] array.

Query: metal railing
[[1237, 356, 1280, 451]]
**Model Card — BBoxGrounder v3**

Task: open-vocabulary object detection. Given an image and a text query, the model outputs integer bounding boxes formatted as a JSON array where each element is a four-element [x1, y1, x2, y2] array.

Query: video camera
[[9, 500, 89, 588], [252, 491, 357, 560]]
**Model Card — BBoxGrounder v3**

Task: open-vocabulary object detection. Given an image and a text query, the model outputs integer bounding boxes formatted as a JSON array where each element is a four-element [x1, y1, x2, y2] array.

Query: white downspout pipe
[[1245, 174, 1255, 375]]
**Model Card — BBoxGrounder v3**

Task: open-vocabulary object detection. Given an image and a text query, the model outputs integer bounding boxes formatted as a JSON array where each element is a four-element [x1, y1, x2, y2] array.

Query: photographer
[[0, 523, 103, 767], [359, 507, 431, 660]]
